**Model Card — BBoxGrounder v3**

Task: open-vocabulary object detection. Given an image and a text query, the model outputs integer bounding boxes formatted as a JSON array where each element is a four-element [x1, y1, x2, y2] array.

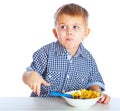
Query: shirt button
[[62, 90, 65, 93], [67, 54, 71, 60], [82, 79, 84, 82], [48, 75, 52, 78], [67, 75, 69, 78]]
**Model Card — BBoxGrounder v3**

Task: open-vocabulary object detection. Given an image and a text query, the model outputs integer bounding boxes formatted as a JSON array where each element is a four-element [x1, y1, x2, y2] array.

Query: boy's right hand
[[23, 71, 50, 96]]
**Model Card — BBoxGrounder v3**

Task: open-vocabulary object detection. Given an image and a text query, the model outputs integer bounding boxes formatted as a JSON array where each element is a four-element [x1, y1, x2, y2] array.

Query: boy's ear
[[52, 29, 58, 39], [84, 28, 90, 39]]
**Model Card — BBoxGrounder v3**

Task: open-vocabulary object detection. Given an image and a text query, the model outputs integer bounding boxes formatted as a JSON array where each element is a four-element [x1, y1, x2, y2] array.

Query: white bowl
[[62, 90, 102, 109]]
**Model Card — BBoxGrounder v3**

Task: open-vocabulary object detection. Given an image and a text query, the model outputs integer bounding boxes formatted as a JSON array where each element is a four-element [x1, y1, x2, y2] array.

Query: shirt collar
[[75, 43, 88, 58], [55, 41, 67, 56], [55, 41, 87, 58]]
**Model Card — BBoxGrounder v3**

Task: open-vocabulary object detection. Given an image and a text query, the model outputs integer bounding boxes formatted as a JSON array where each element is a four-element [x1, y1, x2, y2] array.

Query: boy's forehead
[[57, 14, 85, 25]]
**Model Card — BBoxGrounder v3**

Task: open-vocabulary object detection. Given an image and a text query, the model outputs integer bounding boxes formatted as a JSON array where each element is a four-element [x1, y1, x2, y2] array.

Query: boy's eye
[[73, 26, 79, 29], [60, 25, 67, 29]]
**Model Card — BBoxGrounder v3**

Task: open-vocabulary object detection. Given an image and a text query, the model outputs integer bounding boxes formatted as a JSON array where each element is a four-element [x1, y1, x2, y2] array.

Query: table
[[0, 97, 119, 111]]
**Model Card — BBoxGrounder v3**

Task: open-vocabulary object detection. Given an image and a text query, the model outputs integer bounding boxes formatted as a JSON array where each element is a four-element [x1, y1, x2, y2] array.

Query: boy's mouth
[[66, 38, 73, 41]]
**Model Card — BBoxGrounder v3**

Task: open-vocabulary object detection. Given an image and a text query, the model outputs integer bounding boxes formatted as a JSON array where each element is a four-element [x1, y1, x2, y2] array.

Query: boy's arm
[[22, 71, 39, 85], [22, 71, 50, 96], [88, 85, 101, 92], [88, 85, 111, 104]]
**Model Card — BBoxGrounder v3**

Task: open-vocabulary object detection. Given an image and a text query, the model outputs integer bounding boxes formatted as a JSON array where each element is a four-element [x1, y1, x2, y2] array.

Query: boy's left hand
[[97, 93, 111, 104]]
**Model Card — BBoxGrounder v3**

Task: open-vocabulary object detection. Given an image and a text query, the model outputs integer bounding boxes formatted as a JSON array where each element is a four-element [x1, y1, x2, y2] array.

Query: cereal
[[72, 89, 100, 99]]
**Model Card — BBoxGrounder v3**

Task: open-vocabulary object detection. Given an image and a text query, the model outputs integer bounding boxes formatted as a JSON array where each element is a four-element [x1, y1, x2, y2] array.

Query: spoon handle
[[50, 91, 73, 98]]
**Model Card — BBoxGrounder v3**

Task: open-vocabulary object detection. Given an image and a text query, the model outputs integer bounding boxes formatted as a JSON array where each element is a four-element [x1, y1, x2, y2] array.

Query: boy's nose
[[67, 27, 72, 35], [67, 31, 72, 35]]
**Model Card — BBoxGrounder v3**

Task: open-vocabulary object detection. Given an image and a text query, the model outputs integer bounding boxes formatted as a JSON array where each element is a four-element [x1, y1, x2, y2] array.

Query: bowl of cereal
[[62, 89, 102, 109]]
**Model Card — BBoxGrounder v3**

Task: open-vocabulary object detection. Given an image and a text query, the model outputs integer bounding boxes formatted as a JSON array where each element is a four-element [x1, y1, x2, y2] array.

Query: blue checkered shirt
[[26, 41, 105, 97]]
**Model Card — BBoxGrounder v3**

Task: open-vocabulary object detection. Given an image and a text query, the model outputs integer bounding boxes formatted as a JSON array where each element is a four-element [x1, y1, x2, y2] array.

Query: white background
[[0, 0, 120, 97]]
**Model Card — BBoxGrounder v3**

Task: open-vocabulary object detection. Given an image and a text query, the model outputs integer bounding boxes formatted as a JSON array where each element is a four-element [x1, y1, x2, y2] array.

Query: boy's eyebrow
[[58, 23, 82, 26]]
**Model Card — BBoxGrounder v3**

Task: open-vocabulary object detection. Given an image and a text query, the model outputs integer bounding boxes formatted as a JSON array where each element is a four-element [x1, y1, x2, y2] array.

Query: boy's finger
[[42, 79, 50, 86], [32, 85, 37, 94], [98, 96, 105, 103], [36, 85, 40, 96]]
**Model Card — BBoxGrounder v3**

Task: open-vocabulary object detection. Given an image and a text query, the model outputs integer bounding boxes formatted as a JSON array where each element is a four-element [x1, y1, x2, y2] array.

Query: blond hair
[[54, 3, 89, 26]]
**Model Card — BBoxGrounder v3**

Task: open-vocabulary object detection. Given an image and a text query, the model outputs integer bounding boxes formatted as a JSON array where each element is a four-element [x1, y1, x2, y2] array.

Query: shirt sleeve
[[85, 55, 105, 91], [26, 45, 48, 76]]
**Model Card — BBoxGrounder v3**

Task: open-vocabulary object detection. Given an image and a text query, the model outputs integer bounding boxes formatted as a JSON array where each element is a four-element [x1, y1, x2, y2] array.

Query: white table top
[[0, 97, 119, 111]]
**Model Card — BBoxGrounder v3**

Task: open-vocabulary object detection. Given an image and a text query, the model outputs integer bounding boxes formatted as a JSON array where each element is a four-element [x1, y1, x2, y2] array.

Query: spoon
[[50, 91, 73, 98]]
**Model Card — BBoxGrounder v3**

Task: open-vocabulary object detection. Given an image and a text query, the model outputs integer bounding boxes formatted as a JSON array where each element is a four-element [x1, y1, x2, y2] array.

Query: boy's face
[[53, 14, 90, 53]]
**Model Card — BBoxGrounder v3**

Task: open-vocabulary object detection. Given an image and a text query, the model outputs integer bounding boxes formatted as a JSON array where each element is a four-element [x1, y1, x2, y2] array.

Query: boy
[[22, 3, 110, 104]]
